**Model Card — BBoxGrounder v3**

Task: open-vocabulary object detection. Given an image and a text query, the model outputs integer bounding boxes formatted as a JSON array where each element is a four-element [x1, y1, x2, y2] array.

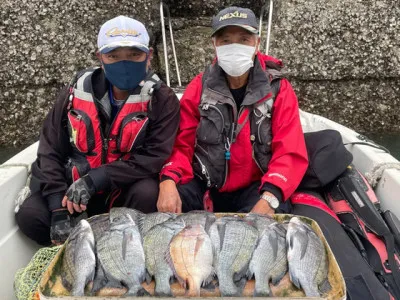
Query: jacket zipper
[[206, 88, 246, 189], [257, 114, 271, 144], [194, 153, 212, 187], [92, 93, 129, 164], [68, 109, 95, 153], [201, 104, 226, 135], [252, 143, 265, 173]]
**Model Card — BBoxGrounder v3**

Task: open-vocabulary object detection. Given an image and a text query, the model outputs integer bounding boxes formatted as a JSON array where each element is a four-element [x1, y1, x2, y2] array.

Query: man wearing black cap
[[16, 16, 180, 245], [158, 7, 308, 215]]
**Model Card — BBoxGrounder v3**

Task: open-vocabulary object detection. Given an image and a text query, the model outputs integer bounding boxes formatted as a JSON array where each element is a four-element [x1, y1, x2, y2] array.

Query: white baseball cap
[[97, 16, 150, 54]]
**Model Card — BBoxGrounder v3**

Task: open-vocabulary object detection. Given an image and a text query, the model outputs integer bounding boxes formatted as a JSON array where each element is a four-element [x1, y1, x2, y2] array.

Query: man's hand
[[50, 209, 72, 245], [157, 179, 182, 213], [63, 175, 96, 214], [251, 197, 275, 216]]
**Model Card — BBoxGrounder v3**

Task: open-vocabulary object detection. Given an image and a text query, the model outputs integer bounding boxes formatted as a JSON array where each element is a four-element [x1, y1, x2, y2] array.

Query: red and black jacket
[[160, 53, 308, 202], [35, 68, 180, 211]]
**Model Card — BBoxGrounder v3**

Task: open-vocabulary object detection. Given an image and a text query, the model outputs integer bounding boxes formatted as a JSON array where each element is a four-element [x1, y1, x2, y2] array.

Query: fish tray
[[37, 214, 346, 299]]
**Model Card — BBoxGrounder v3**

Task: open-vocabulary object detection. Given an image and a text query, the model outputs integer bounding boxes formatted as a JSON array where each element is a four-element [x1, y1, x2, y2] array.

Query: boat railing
[[259, 0, 275, 55], [160, 1, 182, 87]]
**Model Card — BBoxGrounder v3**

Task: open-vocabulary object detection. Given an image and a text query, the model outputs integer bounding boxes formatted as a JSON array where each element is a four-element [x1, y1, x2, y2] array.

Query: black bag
[[326, 167, 400, 299], [290, 191, 391, 300], [300, 129, 353, 189]]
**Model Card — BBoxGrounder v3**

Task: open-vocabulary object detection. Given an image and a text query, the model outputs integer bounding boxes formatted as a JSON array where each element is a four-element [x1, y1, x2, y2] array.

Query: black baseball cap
[[211, 6, 259, 36]]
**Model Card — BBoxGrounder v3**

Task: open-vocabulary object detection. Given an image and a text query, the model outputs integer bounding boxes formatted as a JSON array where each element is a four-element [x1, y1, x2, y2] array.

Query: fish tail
[[186, 276, 201, 297], [303, 284, 321, 297], [254, 275, 271, 297], [154, 275, 173, 297], [218, 274, 239, 296], [319, 277, 332, 294], [125, 282, 150, 297]]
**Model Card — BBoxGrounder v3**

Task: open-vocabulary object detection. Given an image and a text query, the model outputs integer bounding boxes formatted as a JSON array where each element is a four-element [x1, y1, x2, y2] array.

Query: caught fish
[[169, 224, 214, 297], [140, 212, 176, 236], [176, 210, 216, 232], [286, 217, 331, 297], [97, 213, 148, 296], [87, 214, 109, 241], [109, 207, 144, 225], [244, 213, 275, 232], [86, 214, 112, 294], [62, 219, 96, 296], [249, 222, 288, 296], [214, 218, 259, 297], [208, 215, 241, 266], [144, 219, 186, 296]]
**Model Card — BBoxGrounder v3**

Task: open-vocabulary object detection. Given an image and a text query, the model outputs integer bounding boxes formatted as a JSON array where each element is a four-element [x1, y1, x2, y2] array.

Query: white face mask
[[215, 43, 257, 77]]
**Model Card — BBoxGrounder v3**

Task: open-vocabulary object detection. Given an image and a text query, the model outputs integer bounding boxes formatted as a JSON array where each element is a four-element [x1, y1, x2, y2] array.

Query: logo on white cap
[[98, 16, 150, 54]]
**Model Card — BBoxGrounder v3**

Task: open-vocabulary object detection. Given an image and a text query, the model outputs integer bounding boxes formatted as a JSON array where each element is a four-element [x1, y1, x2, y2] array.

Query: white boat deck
[[1, 111, 399, 299], [0, 142, 41, 299]]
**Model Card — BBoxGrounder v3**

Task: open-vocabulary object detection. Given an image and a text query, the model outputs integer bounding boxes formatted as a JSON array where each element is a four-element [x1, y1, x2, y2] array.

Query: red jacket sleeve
[[261, 78, 308, 200], [160, 74, 203, 184]]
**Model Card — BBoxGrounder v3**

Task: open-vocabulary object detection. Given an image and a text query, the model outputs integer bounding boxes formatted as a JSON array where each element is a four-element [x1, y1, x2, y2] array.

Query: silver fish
[[140, 212, 176, 236], [62, 219, 96, 296], [176, 210, 216, 232], [249, 222, 288, 296], [86, 214, 113, 294], [286, 217, 331, 297], [208, 215, 242, 267], [143, 219, 186, 296], [109, 207, 144, 225], [244, 213, 275, 232], [214, 218, 259, 297], [87, 214, 109, 241], [97, 213, 148, 296], [169, 224, 214, 297]]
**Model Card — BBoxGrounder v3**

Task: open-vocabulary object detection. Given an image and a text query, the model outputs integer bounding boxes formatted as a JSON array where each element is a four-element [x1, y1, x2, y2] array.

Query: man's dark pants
[[15, 177, 159, 246], [178, 177, 289, 213]]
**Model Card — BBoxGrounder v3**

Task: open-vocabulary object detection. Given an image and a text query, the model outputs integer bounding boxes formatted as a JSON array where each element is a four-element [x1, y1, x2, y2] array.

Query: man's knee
[[123, 178, 159, 213], [178, 178, 206, 212], [15, 193, 51, 246]]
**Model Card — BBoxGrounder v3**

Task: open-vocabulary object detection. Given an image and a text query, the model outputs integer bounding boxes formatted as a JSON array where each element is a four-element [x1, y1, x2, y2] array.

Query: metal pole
[[266, 0, 274, 55], [258, 4, 266, 42], [164, 4, 182, 86], [160, 1, 170, 86]]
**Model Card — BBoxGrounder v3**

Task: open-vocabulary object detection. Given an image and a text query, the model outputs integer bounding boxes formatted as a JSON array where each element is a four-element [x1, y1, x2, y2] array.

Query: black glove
[[50, 209, 72, 244], [50, 209, 89, 244], [65, 175, 96, 207]]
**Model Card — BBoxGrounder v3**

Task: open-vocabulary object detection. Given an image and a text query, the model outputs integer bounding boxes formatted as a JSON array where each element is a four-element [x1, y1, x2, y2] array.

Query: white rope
[[0, 163, 32, 213], [365, 162, 400, 188]]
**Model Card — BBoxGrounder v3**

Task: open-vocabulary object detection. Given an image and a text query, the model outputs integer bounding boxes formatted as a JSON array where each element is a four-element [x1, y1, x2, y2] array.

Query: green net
[[14, 245, 62, 300]]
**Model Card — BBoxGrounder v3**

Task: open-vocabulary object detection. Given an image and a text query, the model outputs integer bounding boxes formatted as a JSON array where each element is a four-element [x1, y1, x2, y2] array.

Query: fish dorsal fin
[[202, 269, 216, 287], [297, 229, 309, 260], [234, 260, 250, 284], [217, 222, 227, 251], [165, 242, 185, 288], [194, 235, 205, 259], [318, 277, 331, 294], [288, 231, 294, 250], [268, 230, 279, 260], [204, 215, 216, 233], [121, 230, 128, 261], [289, 267, 301, 289], [145, 270, 152, 285], [137, 215, 145, 234], [121, 228, 134, 261]]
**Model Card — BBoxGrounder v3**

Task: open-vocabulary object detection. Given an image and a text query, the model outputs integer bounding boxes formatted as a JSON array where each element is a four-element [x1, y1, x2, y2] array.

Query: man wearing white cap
[[16, 16, 180, 245]]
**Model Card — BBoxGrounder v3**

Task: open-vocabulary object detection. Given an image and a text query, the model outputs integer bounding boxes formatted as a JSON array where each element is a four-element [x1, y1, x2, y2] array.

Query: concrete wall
[[1, 0, 399, 147]]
